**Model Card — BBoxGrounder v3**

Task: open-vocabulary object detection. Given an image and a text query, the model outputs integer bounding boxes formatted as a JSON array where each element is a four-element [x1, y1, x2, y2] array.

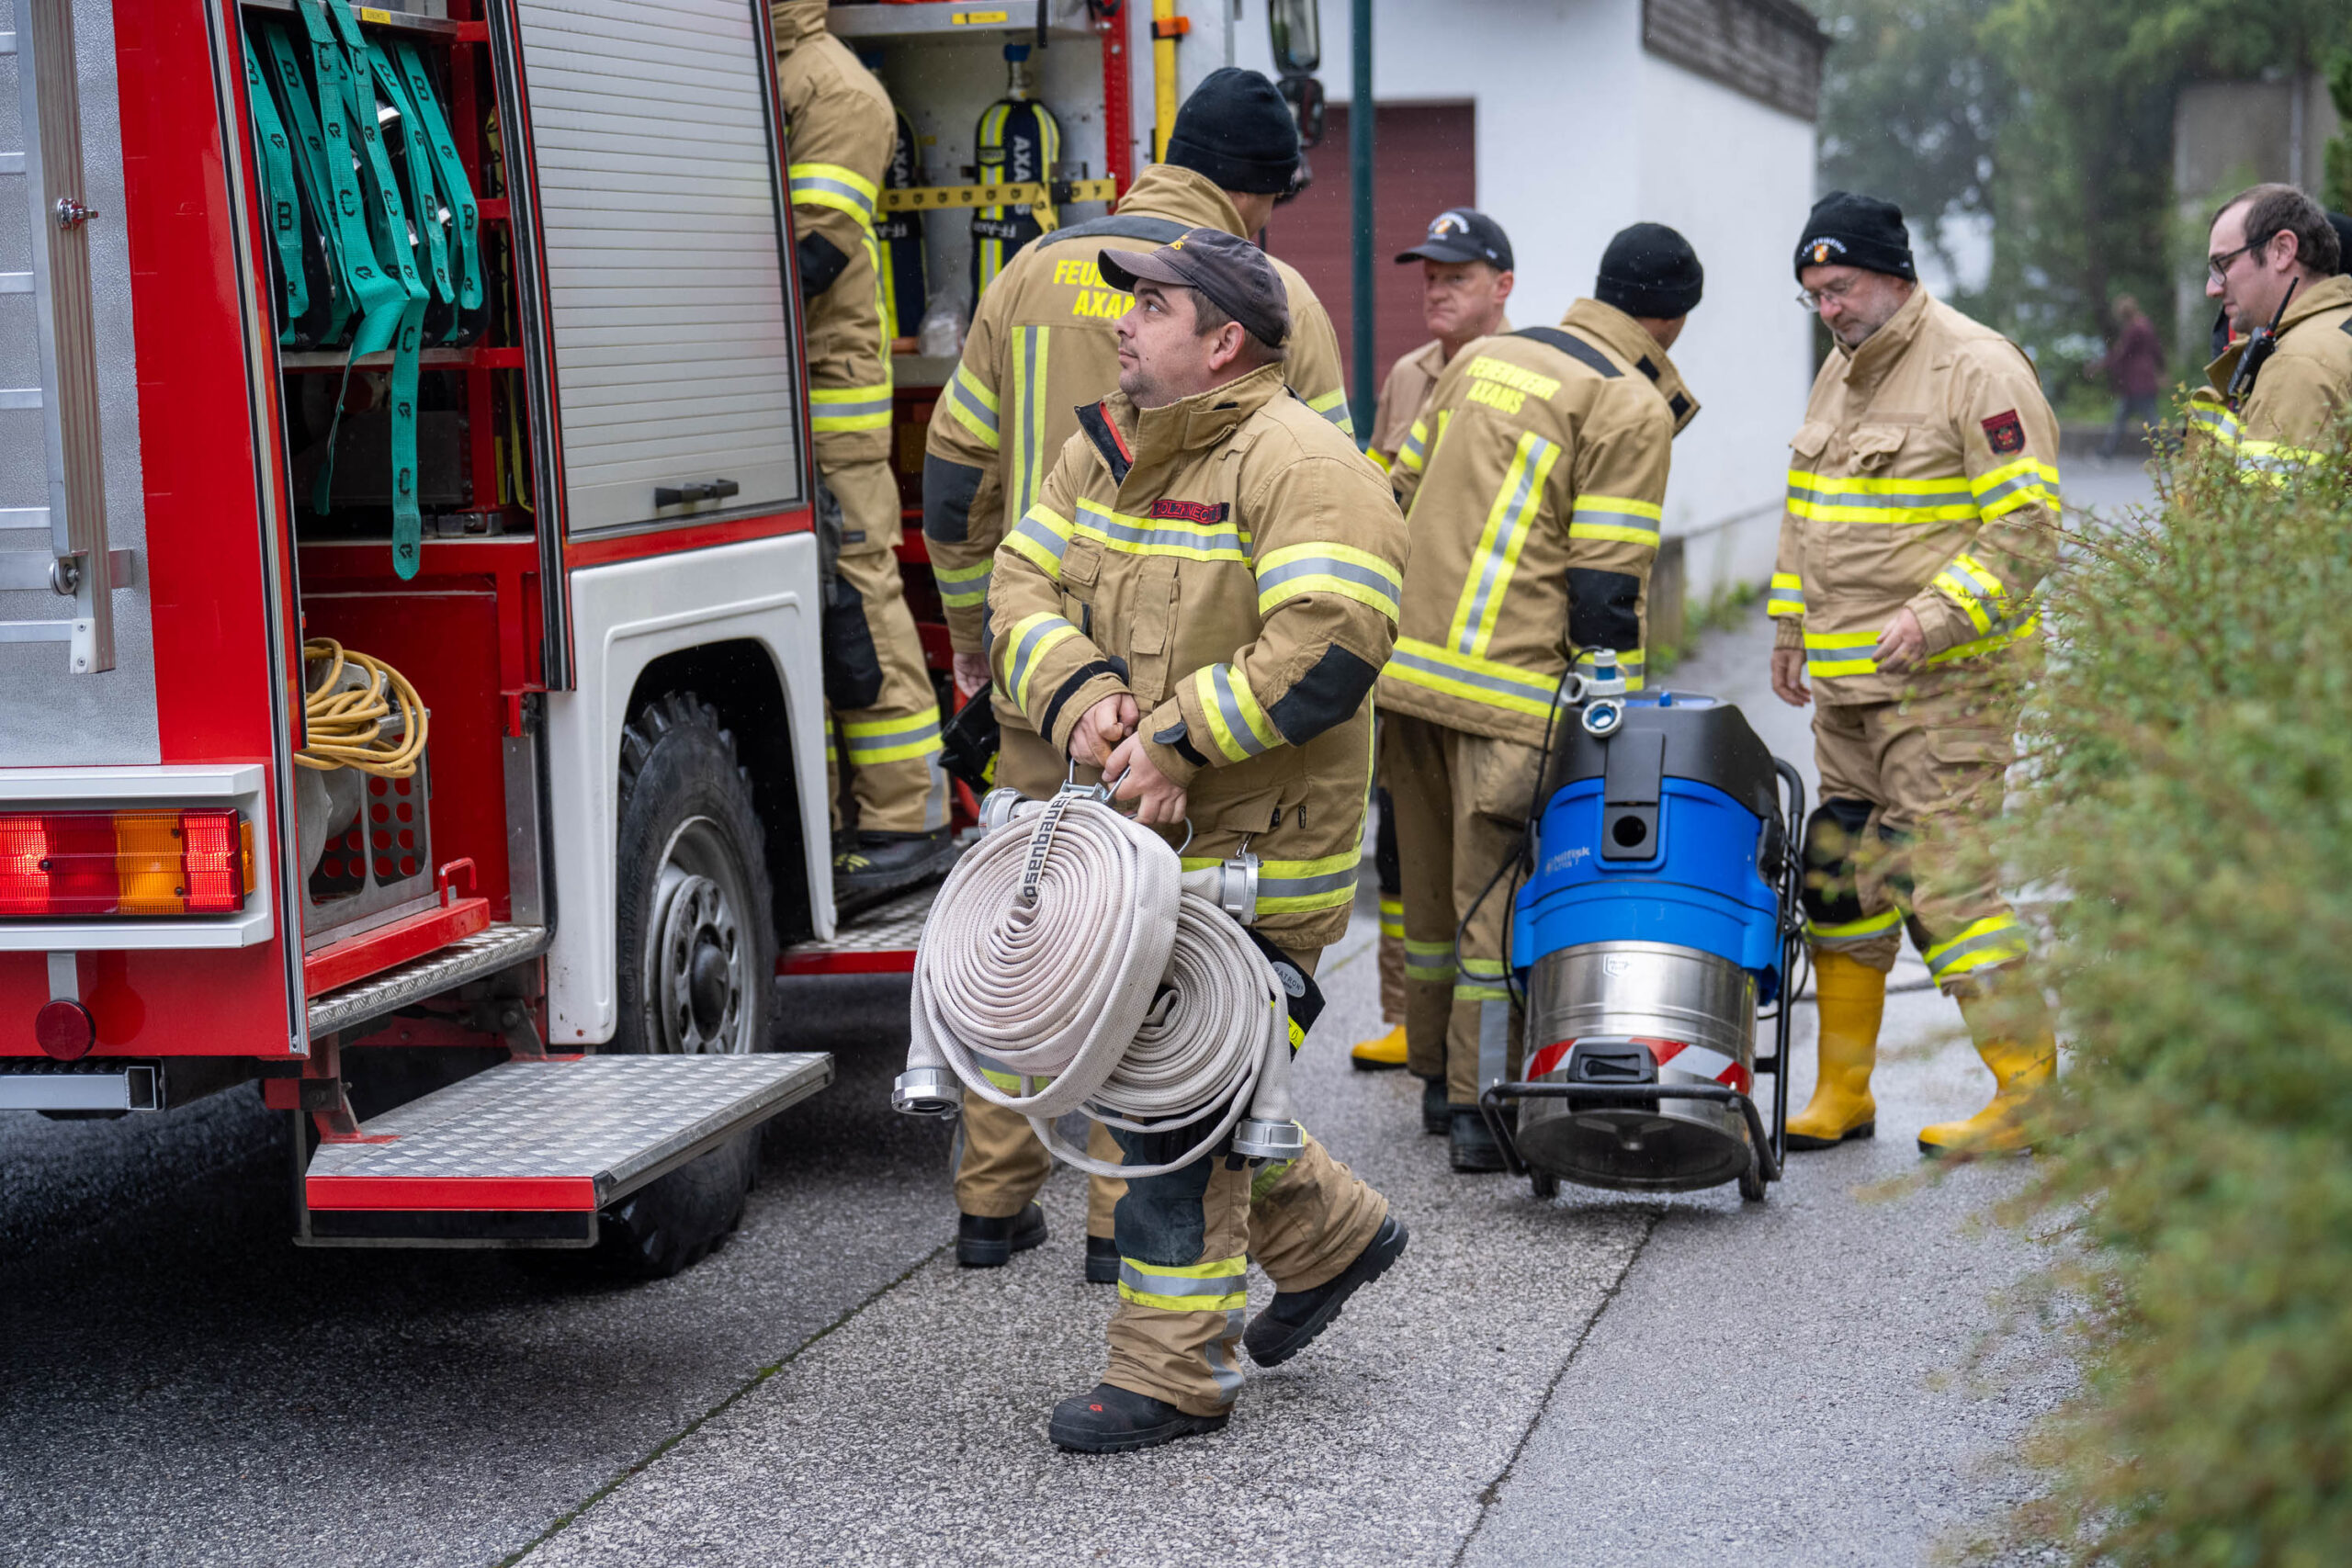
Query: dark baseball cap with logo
[[1098, 227, 1292, 347], [1396, 208, 1514, 272]]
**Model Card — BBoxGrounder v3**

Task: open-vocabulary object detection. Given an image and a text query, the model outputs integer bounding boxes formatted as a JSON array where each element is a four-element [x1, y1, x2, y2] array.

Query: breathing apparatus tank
[[877, 105, 927, 343], [971, 43, 1060, 300], [1490, 655, 1801, 1200]]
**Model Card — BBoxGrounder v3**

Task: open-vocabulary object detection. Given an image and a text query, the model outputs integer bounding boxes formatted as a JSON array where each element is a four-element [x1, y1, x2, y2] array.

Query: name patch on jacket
[[1981, 408, 2026, 455], [1148, 499, 1228, 525]]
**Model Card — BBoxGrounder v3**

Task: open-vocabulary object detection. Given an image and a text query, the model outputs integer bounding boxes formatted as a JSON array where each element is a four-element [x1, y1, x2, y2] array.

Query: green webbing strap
[[289, 0, 405, 344], [367, 46, 454, 310], [300, 0, 431, 579], [259, 24, 351, 344], [241, 33, 310, 329], [390, 39, 483, 316]]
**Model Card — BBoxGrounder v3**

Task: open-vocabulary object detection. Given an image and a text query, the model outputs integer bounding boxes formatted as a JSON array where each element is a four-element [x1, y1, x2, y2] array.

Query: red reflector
[[34, 998, 96, 1061], [0, 808, 250, 919]]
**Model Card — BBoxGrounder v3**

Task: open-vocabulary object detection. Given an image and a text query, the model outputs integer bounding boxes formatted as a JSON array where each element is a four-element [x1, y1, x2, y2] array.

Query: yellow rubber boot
[[1351, 1024, 1408, 1070], [1917, 994, 2055, 1158], [1784, 951, 1884, 1150]]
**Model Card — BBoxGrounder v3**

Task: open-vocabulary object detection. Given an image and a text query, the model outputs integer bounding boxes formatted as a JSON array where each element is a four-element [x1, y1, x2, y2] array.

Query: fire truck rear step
[[778, 886, 938, 976], [306, 922, 550, 1039], [301, 1052, 832, 1241]]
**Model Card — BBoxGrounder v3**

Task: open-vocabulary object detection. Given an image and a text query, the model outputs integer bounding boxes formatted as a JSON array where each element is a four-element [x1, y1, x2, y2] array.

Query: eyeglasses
[[2206, 237, 2268, 284], [1795, 279, 1861, 312]]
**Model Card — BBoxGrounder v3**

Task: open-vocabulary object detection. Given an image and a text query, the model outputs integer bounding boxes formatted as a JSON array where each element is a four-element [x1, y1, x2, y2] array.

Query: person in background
[[1351, 209, 1516, 1084], [2088, 295, 2163, 459]]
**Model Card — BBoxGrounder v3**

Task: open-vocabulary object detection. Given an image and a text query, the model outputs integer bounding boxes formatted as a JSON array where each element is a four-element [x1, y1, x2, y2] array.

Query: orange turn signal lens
[[0, 808, 251, 917]]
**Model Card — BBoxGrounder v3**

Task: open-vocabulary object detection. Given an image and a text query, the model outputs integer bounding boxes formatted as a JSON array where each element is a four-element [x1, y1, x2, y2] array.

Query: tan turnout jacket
[[2193, 271, 2352, 479], [924, 164, 1351, 651], [775, 1, 896, 463], [988, 363, 1406, 949], [1768, 287, 2060, 705], [1375, 299, 1695, 745]]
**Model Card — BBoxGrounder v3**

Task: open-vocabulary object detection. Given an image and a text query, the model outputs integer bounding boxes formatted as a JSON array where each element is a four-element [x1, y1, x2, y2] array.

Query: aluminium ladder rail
[[4, 0, 126, 672]]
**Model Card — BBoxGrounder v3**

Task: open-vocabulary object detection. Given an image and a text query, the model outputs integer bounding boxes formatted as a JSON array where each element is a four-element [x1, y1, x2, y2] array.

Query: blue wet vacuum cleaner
[[1481, 658, 1804, 1201]]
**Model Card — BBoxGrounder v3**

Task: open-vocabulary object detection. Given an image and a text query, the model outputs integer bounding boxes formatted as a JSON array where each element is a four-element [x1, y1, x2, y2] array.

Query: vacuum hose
[[899, 792, 1303, 1179]]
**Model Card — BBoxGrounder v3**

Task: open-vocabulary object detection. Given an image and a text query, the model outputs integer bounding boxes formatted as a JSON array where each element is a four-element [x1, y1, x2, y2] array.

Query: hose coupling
[[1231, 1117, 1306, 1162], [978, 786, 1031, 832], [1178, 852, 1259, 926], [890, 1066, 964, 1117]]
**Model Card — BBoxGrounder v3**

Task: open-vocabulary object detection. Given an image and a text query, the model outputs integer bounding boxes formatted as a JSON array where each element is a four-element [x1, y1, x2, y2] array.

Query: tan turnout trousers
[[1104, 942, 1389, 1417], [823, 463, 949, 837], [1381, 712, 1544, 1103]]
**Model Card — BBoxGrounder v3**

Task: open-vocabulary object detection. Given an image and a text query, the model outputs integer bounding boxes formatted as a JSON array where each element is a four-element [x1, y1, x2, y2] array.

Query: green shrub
[[1992, 425, 2352, 1563]]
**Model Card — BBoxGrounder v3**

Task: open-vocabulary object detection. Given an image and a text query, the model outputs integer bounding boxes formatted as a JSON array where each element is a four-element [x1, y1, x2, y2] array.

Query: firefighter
[[774, 0, 954, 911], [2193, 183, 2352, 479], [1770, 191, 2062, 1158], [989, 229, 1408, 1452], [1352, 209, 1517, 1086], [1379, 224, 1704, 1172], [922, 67, 1350, 1282]]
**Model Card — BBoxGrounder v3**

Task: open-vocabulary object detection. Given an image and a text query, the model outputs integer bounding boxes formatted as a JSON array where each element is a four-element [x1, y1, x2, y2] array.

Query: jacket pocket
[[1790, 421, 1833, 464], [1849, 424, 1908, 471]]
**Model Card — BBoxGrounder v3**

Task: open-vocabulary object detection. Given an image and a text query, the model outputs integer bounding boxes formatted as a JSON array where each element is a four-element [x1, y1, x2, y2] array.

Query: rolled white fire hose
[[900, 792, 1301, 1179]]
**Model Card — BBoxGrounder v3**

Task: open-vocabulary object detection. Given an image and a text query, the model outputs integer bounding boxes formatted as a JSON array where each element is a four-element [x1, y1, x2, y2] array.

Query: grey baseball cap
[[1098, 227, 1292, 348]]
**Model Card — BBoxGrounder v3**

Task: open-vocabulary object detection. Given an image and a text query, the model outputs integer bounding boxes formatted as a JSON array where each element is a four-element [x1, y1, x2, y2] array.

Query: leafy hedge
[[1993, 426, 2352, 1562]]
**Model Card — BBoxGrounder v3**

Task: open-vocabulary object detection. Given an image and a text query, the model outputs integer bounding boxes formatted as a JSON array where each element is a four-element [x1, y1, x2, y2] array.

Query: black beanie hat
[[1595, 222, 1704, 318], [1794, 191, 1916, 282], [1166, 68, 1301, 196]]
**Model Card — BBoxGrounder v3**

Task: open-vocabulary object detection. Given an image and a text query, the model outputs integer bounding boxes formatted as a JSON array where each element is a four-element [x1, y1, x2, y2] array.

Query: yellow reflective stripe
[[810, 383, 894, 432], [842, 709, 944, 764], [1396, 418, 1430, 473], [2235, 438, 2324, 477], [1802, 628, 1878, 678], [1002, 502, 1071, 579], [1926, 608, 2039, 665], [1806, 909, 1903, 944], [943, 361, 1001, 450], [1455, 956, 1510, 1001], [1366, 446, 1395, 473], [1075, 497, 1249, 562], [1930, 551, 2009, 636], [1255, 541, 1403, 620], [1449, 431, 1561, 657], [1117, 1253, 1249, 1312], [1010, 324, 1052, 521], [1786, 468, 1976, 525], [787, 161, 878, 227], [1923, 914, 2031, 978], [1767, 570, 1807, 616], [1251, 850, 1359, 914], [1378, 896, 1403, 939], [1566, 493, 1663, 547], [1384, 636, 1560, 719], [1971, 457, 2061, 520], [1306, 387, 1355, 436], [1192, 663, 1281, 761], [1001, 612, 1081, 711], [933, 558, 992, 609]]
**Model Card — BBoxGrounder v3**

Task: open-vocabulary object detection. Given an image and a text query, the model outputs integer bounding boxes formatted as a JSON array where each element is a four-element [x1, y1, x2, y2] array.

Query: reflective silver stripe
[[809, 392, 894, 420], [1209, 665, 1275, 757], [1077, 503, 1247, 557], [842, 716, 941, 757], [1385, 643, 1555, 705], [1784, 480, 1973, 512], [1566, 506, 1659, 543], [788, 174, 875, 221], [946, 367, 999, 441], [1115, 1262, 1244, 1301], [1012, 325, 1047, 519], [1457, 437, 1553, 653], [1922, 922, 2031, 977], [1006, 615, 1078, 700], [1258, 866, 1356, 900], [1010, 509, 1070, 571], [1254, 553, 1400, 602], [1972, 470, 2058, 512]]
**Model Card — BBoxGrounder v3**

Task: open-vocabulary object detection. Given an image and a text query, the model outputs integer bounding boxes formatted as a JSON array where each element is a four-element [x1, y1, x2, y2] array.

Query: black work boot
[[1048, 1382, 1228, 1453], [1084, 1234, 1120, 1285], [1243, 1214, 1409, 1368], [956, 1201, 1047, 1268], [833, 829, 956, 917], [1450, 1108, 1506, 1173], [1419, 1076, 1450, 1136]]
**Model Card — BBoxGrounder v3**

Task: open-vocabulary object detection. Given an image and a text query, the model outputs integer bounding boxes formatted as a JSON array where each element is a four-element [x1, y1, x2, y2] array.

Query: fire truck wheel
[[598, 691, 778, 1278]]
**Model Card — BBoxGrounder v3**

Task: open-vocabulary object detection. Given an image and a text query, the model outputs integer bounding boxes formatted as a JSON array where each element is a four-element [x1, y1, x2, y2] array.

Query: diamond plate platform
[[303, 1052, 833, 1212], [778, 886, 937, 976], [306, 922, 550, 1038]]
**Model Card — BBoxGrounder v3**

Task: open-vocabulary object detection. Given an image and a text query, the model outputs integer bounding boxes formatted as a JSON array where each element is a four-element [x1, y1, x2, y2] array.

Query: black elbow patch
[[922, 455, 983, 544], [1153, 718, 1209, 771], [797, 232, 850, 299], [1267, 645, 1379, 747], [1567, 568, 1642, 653]]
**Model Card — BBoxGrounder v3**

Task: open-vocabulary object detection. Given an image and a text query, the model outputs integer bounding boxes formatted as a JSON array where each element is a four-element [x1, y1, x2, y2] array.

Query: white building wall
[[1217, 0, 1816, 604]]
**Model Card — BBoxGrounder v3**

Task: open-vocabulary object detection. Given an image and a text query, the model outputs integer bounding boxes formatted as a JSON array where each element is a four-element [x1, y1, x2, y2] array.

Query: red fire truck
[[0, 0, 1158, 1272]]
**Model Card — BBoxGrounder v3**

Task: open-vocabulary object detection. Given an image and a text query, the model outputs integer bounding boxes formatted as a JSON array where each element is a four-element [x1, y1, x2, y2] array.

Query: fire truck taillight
[[0, 809, 253, 918]]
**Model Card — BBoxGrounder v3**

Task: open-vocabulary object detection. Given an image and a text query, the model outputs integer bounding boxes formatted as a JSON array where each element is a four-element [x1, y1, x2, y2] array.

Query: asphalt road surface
[[3, 468, 2157, 1562]]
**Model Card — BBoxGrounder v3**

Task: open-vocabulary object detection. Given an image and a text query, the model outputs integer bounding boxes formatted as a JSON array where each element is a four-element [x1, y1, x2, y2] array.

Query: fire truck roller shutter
[[501, 0, 810, 533]]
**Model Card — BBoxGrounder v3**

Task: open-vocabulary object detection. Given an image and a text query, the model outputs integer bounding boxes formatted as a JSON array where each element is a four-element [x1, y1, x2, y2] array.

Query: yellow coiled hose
[[298, 638, 427, 777]]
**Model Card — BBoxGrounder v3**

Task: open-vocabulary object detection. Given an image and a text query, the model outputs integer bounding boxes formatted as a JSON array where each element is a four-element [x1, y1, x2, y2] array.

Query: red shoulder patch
[[1981, 408, 2027, 455], [1148, 499, 1228, 525]]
